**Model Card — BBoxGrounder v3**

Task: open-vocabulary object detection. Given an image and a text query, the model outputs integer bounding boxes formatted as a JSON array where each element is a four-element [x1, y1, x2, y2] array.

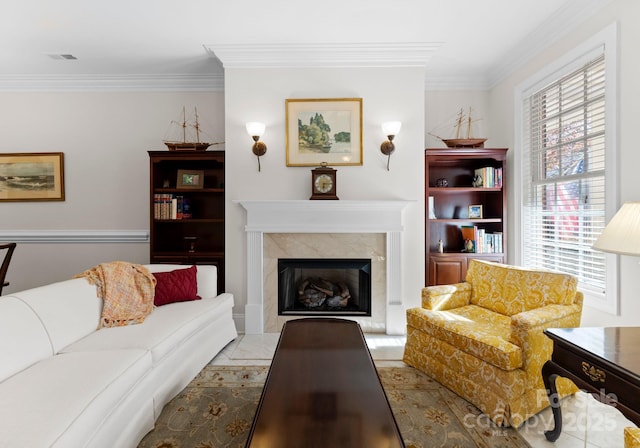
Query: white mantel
[[235, 200, 410, 334]]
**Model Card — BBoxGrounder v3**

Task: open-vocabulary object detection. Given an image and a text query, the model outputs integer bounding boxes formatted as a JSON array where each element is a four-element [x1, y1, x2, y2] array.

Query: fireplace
[[236, 200, 410, 334], [278, 258, 372, 316]]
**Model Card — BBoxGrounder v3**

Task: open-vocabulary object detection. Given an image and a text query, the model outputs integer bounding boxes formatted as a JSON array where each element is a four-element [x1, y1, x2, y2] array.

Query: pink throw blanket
[[74, 261, 156, 329]]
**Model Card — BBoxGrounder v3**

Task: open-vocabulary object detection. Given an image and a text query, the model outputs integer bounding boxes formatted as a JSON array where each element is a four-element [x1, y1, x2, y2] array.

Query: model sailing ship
[[163, 107, 223, 151], [430, 107, 487, 148]]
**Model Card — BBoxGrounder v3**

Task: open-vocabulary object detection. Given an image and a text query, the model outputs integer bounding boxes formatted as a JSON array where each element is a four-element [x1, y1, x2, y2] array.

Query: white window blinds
[[522, 55, 606, 292]]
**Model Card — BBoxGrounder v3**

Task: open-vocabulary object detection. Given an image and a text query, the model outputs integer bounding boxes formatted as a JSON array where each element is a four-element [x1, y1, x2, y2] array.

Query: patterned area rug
[[138, 365, 531, 448]]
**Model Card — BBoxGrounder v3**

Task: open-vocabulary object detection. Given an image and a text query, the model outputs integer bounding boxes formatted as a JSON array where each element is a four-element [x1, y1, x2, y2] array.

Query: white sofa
[[0, 264, 237, 448]]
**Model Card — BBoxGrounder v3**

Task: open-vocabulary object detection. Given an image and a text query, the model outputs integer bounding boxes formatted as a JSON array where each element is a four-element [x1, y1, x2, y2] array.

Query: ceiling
[[1, 0, 611, 90]]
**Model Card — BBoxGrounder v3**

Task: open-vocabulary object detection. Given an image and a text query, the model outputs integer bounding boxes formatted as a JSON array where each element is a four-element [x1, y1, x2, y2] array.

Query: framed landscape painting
[[0, 153, 65, 202], [286, 98, 363, 166], [177, 169, 204, 189]]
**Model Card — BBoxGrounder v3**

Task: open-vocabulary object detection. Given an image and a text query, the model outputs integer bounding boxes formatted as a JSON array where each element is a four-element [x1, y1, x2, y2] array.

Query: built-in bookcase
[[425, 147, 508, 285], [148, 150, 225, 292]]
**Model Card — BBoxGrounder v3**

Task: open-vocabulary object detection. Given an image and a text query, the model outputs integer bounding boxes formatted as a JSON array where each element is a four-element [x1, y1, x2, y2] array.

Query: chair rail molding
[[0, 230, 149, 243]]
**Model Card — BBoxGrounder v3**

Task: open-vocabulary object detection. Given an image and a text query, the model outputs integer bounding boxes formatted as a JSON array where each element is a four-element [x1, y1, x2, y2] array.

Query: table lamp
[[592, 202, 640, 255]]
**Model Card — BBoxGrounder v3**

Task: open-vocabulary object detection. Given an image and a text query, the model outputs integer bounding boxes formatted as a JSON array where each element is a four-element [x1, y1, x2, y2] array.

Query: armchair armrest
[[509, 301, 583, 380], [422, 282, 472, 310]]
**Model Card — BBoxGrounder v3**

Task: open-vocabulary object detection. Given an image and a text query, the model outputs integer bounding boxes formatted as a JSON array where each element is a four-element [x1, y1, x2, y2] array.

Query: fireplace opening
[[278, 258, 372, 316]]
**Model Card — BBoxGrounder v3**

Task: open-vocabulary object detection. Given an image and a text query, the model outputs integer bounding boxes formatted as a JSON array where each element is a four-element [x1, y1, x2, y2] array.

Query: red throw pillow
[[153, 266, 201, 306]]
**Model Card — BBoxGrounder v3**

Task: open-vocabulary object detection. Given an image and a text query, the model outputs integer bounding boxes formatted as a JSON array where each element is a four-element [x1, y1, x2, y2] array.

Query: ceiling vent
[[47, 54, 78, 60]]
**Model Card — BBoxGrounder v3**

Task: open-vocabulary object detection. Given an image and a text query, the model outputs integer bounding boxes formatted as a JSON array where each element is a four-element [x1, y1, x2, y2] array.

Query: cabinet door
[[428, 255, 466, 286]]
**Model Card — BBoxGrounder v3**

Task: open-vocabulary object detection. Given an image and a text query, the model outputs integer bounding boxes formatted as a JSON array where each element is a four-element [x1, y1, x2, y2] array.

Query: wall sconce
[[246, 122, 267, 172], [380, 121, 401, 171]]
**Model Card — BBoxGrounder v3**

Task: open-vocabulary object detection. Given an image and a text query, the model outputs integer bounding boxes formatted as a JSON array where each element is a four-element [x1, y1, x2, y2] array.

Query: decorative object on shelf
[[177, 169, 204, 189], [429, 107, 487, 148], [438, 239, 444, 253], [286, 98, 363, 166], [468, 204, 483, 219], [472, 174, 483, 187], [461, 225, 476, 253], [435, 177, 449, 188], [184, 236, 197, 253], [380, 121, 402, 171], [245, 122, 267, 172], [310, 163, 338, 200], [163, 107, 223, 151], [0, 152, 65, 202], [428, 196, 437, 219], [592, 202, 640, 255]]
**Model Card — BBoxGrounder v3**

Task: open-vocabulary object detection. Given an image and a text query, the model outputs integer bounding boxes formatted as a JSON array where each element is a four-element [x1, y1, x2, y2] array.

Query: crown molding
[[206, 42, 442, 68], [424, 73, 492, 91], [424, 0, 613, 91], [485, 0, 613, 88], [0, 73, 224, 92]]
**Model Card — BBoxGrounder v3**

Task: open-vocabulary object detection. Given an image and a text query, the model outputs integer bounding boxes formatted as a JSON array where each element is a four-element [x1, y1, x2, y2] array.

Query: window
[[517, 24, 618, 314]]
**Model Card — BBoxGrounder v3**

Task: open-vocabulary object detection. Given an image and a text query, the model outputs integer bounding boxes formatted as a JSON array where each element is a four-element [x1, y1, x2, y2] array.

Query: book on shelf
[[461, 225, 476, 253], [154, 194, 189, 220], [473, 167, 503, 188], [460, 225, 503, 254]]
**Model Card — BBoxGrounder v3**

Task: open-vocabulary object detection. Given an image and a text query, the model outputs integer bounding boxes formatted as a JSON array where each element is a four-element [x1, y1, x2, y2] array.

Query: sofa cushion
[[145, 264, 218, 298], [0, 349, 152, 448], [0, 296, 53, 382], [61, 293, 234, 366], [9, 278, 102, 353], [153, 265, 201, 306], [406, 304, 522, 370]]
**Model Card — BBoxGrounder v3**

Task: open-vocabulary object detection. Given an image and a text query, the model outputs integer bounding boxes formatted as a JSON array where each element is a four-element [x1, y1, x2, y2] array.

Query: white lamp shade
[[246, 122, 266, 138], [592, 202, 640, 256], [382, 121, 402, 136]]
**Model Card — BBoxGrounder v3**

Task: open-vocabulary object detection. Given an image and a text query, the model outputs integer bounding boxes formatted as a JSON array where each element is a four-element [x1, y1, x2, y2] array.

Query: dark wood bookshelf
[[425, 147, 508, 286], [148, 150, 225, 292]]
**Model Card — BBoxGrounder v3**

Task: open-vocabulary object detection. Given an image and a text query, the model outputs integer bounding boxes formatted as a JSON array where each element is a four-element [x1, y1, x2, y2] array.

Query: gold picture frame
[[0, 152, 65, 202], [286, 98, 363, 166], [468, 204, 483, 219], [177, 169, 204, 189]]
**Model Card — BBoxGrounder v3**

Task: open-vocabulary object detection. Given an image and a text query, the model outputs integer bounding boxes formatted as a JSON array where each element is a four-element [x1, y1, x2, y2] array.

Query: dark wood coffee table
[[542, 327, 640, 442], [245, 318, 405, 447]]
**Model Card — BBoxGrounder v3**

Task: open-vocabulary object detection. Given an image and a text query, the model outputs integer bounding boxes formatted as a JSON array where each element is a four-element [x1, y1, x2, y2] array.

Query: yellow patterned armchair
[[626, 427, 640, 447], [403, 259, 583, 427]]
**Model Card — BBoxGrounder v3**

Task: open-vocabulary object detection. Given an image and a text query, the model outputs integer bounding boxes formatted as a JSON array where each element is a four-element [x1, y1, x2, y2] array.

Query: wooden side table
[[542, 327, 640, 442]]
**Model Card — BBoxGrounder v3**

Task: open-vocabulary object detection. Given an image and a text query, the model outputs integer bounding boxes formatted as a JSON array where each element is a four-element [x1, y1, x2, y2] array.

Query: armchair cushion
[[466, 260, 578, 315], [407, 305, 522, 370]]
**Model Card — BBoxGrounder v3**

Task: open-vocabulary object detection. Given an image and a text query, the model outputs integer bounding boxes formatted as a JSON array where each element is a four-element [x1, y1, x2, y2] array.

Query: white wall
[[425, 91, 492, 149], [489, 0, 640, 326], [0, 91, 225, 292], [223, 67, 426, 327], [3, 0, 637, 329]]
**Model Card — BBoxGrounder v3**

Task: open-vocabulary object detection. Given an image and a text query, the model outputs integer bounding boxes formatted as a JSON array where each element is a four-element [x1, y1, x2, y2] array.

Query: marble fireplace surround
[[236, 200, 410, 335]]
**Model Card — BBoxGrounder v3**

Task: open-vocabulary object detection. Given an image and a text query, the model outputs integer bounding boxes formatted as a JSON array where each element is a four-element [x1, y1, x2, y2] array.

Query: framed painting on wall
[[286, 98, 363, 166], [0, 152, 65, 202]]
